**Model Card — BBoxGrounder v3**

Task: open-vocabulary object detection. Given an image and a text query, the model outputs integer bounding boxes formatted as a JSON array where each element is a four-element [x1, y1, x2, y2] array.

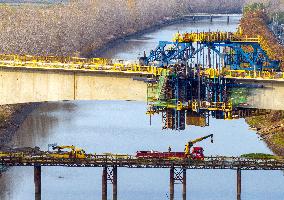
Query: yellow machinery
[[184, 134, 214, 156], [48, 145, 87, 159]]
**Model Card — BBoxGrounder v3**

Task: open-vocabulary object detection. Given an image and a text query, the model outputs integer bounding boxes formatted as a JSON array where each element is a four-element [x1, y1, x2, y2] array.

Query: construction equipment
[[185, 134, 213, 159], [136, 134, 213, 160], [48, 145, 87, 159]]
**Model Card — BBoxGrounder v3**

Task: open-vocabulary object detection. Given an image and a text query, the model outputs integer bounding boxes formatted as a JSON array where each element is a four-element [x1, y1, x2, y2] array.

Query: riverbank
[[240, 7, 284, 156]]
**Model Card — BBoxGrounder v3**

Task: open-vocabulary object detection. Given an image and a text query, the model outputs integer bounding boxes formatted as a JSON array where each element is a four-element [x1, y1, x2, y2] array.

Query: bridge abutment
[[34, 165, 41, 200]]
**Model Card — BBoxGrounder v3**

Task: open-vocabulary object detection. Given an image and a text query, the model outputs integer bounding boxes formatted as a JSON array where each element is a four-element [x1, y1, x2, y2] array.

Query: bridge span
[[0, 155, 283, 200]]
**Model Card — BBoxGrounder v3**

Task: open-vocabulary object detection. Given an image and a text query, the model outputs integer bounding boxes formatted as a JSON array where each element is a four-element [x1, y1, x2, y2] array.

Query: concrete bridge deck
[[0, 54, 283, 108]]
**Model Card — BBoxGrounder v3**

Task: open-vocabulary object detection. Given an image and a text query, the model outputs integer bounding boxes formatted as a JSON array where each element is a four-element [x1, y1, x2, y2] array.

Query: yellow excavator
[[184, 134, 213, 159], [48, 145, 87, 159]]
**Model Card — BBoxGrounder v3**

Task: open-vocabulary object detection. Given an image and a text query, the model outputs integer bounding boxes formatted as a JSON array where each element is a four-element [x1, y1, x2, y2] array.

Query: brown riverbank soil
[[246, 111, 284, 156]]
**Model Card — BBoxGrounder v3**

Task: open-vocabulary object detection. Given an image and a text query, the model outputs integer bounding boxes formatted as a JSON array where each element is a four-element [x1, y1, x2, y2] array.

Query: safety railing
[[0, 54, 169, 77], [173, 31, 261, 43], [224, 70, 284, 80]]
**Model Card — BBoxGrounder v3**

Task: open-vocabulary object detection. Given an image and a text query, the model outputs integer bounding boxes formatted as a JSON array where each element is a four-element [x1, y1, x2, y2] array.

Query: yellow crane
[[185, 134, 213, 157], [49, 145, 87, 159]]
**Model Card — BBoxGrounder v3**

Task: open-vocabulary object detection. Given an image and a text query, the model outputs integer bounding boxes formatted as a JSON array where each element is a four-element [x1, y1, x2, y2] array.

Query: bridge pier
[[237, 169, 241, 200], [182, 169, 186, 200], [102, 167, 107, 200], [102, 166, 118, 200], [34, 165, 41, 200], [113, 166, 118, 200], [170, 167, 174, 200], [170, 167, 187, 200]]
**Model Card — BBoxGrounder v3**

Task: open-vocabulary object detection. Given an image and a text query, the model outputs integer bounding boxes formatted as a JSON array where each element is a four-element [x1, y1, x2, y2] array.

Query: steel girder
[[145, 41, 280, 71]]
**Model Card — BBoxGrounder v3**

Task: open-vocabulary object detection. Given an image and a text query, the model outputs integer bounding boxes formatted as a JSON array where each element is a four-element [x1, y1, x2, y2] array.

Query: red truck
[[136, 134, 213, 160]]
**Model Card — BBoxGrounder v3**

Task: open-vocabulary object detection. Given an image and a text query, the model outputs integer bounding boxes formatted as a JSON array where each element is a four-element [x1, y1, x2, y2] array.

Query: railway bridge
[[0, 155, 283, 200]]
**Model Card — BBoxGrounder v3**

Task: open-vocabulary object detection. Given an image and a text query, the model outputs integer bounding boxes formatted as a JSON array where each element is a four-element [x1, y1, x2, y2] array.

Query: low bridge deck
[[1, 156, 283, 170]]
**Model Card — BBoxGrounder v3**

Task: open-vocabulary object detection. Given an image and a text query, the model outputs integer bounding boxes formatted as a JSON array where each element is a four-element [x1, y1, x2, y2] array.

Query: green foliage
[[271, 12, 284, 24], [243, 3, 265, 14], [229, 88, 249, 107], [241, 153, 276, 159], [271, 132, 284, 147]]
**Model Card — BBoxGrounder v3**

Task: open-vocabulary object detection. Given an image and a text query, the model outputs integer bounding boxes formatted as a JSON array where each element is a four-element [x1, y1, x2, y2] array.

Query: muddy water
[[0, 17, 283, 200]]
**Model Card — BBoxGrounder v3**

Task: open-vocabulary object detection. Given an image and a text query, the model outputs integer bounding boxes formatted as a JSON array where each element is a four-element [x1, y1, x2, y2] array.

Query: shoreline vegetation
[[241, 2, 284, 156]]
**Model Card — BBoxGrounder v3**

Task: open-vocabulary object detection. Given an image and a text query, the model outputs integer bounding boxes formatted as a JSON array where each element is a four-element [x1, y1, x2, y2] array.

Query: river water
[[0, 17, 283, 200]]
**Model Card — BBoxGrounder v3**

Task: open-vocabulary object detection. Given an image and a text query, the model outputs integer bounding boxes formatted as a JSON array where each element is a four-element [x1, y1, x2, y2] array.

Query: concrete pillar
[[170, 167, 174, 200], [102, 167, 107, 200], [182, 169, 186, 200], [34, 166, 41, 200], [237, 169, 241, 200], [113, 166, 117, 200]]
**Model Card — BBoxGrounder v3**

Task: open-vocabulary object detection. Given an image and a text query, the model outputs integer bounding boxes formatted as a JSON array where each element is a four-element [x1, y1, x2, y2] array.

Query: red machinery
[[136, 134, 213, 160]]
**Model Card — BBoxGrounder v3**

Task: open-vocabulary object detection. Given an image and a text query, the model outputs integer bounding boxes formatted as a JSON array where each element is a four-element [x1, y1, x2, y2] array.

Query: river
[[0, 16, 283, 200]]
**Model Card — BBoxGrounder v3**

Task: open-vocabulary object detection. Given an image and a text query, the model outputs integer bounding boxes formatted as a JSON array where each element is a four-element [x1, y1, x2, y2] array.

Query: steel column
[[170, 167, 174, 200], [182, 169, 186, 200], [113, 166, 117, 200], [102, 167, 107, 200], [34, 165, 41, 200], [237, 168, 241, 200]]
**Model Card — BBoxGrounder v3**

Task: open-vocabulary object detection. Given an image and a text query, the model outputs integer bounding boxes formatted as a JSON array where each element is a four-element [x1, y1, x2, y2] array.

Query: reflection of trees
[[229, 88, 250, 107], [9, 102, 77, 148], [246, 111, 284, 156]]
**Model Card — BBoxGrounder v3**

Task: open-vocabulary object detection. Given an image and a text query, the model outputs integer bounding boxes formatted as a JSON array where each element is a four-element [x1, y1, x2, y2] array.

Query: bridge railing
[[0, 54, 170, 76]]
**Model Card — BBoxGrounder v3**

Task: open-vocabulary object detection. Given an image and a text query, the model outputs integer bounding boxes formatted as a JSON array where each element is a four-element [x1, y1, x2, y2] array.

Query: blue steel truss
[[144, 41, 280, 71]]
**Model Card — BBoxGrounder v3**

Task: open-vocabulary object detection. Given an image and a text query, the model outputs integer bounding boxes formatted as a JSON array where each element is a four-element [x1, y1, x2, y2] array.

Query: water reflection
[[146, 64, 284, 130], [0, 16, 283, 200]]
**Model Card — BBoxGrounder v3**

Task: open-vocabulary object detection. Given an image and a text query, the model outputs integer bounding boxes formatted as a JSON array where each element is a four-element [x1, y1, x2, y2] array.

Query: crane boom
[[52, 145, 76, 151], [189, 134, 213, 145], [185, 134, 213, 155]]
